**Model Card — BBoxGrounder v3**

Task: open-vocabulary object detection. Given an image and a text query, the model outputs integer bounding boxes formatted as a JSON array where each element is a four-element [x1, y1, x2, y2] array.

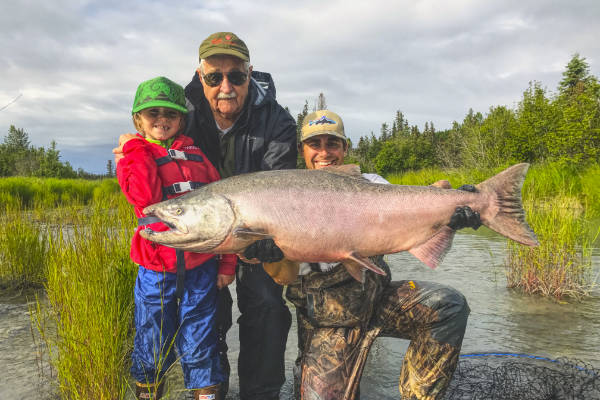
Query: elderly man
[[183, 32, 297, 400], [255, 110, 476, 400]]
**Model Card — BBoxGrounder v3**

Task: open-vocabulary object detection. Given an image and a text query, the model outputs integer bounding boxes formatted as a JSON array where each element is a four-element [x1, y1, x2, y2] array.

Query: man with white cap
[[264, 110, 476, 400]]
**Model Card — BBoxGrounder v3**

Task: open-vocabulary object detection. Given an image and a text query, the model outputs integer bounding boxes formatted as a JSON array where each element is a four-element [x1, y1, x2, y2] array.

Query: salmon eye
[[175, 208, 183, 215]]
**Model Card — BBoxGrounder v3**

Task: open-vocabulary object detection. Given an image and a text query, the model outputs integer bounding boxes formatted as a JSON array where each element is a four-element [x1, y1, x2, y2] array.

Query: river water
[[1, 230, 599, 399]]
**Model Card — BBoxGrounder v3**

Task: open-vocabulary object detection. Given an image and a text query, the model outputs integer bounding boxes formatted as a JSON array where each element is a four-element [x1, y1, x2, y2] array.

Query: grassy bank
[[1, 162, 597, 398], [0, 205, 48, 289], [0, 177, 124, 288], [0, 176, 137, 397], [33, 199, 138, 399], [0, 177, 121, 209], [506, 197, 596, 299], [388, 161, 598, 299]]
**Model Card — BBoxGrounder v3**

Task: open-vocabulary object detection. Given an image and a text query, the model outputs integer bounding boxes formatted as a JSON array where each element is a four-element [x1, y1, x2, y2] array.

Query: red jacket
[[117, 133, 237, 275]]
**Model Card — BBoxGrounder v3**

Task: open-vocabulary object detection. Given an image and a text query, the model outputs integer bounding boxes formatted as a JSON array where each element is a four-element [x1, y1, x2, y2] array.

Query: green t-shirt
[[144, 136, 176, 149]]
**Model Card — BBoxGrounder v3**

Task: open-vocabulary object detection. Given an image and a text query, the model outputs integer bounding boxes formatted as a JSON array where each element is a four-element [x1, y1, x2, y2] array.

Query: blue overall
[[130, 258, 226, 388]]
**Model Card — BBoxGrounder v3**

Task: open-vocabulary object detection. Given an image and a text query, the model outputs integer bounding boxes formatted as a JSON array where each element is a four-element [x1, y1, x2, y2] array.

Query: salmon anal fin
[[345, 252, 386, 276], [341, 259, 365, 283], [408, 226, 455, 269], [232, 228, 273, 240]]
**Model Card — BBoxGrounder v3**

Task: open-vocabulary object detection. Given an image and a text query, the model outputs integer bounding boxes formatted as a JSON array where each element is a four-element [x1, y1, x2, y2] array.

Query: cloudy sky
[[1, 1, 598, 173]]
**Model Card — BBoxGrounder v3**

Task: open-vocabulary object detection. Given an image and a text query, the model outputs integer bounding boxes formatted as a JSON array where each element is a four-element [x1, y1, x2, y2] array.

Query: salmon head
[[139, 193, 236, 253]]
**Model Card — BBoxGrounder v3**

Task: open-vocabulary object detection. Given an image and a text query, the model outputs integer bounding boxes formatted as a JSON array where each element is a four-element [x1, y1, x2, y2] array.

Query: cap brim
[[301, 131, 348, 142], [199, 48, 249, 62], [132, 100, 188, 114]]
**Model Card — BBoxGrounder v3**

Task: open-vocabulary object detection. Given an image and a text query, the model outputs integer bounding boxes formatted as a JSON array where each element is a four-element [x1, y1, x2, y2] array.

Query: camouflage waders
[[286, 257, 469, 400]]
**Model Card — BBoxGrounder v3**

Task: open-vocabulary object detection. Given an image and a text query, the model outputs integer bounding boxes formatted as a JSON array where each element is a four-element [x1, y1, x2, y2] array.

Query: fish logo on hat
[[309, 116, 337, 126]]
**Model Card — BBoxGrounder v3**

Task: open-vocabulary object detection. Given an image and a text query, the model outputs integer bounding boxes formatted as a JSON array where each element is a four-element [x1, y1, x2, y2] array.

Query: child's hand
[[217, 274, 235, 289], [119, 133, 139, 147], [113, 133, 138, 164]]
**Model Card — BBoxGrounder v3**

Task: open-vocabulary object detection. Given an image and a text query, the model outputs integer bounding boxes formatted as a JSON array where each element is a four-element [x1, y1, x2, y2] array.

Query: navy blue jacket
[[184, 71, 297, 175]]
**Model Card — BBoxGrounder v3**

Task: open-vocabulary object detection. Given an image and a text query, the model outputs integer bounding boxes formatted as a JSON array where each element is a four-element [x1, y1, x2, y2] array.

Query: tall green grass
[[0, 177, 121, 209], [0, 178, 125, 288], [522, 162, 600, 217], [33, 200, 138, 399], [506, 197, 596, 299], [0, 205, 48, 289], [0, 177, 187, 398]]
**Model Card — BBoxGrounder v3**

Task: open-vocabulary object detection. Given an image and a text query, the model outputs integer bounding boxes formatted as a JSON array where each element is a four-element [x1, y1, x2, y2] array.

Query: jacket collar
[[135, 132, 194, 150]]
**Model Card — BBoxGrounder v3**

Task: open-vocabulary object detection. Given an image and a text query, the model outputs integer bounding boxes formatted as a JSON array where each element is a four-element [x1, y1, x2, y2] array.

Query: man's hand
[[217, 274, 235, 289], [448, 184, 482, 230], [112, 133, 138, 165], [242, 239, 284, 263], [457, 184, 477, 193], [431, 179, 451, 189], [448, 206, 482, 230]]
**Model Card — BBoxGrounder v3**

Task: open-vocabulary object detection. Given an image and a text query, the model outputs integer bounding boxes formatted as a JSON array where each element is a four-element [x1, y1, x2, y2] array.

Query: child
[[116, 76, 236, 400]]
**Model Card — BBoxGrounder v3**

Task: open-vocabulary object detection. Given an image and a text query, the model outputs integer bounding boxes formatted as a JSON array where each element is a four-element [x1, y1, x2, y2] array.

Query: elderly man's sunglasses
[[202, 71, 248, 87]]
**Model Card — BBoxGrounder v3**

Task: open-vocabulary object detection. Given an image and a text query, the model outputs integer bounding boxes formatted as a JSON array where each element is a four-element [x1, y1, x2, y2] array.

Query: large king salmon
[[140, 163, 538, 280]]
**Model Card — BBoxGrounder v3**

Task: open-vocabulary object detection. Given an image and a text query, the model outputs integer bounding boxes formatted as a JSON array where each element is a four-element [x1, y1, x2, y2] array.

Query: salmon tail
[[476, 163, 539, 246]]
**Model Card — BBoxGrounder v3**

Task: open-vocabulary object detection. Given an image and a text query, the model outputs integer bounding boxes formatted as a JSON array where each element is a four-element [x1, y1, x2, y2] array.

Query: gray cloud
[[1, 0, 598, 173]]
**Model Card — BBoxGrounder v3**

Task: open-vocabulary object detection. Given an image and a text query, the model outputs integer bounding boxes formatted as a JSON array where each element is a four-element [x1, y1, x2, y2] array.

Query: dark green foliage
[[296, 100, 309, 168], [106, 159, 114, 177], [0, 126, 80, 178], [373, 132, 436, 176], [352, 53, 600, 174], [551, 58, 600, 166], [559, 53, 592, 92], [316, 92, 327, 111]]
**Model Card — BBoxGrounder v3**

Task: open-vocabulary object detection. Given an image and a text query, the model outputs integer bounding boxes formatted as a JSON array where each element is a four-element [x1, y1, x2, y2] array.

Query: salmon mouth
[[141, 211, 190, 236], [139, 221, 220, 251]]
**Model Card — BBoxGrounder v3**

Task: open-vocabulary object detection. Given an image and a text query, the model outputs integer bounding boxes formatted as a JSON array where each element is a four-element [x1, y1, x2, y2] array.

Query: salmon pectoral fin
[[232, 228, 273, 240], [342, 252, 387, 283], [408, 226, 455, 269], [263, 259, 300, 286]]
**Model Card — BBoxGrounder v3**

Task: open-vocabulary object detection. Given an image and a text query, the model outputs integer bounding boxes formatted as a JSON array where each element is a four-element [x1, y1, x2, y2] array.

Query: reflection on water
[[0, 292, 55, 400], [2, 232, 599, 399], [359, 231, 600, 399]]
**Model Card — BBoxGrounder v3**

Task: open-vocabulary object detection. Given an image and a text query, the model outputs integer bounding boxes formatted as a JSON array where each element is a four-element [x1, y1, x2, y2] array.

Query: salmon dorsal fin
[[320, 164, 362, 177], [233, 228, 273, 240], [408, 226, 455, 268]]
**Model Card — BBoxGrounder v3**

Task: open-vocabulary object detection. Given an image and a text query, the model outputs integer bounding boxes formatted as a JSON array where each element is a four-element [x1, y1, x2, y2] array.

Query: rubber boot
[[194, 383, 222, 400], [135, 381, 164, 400]]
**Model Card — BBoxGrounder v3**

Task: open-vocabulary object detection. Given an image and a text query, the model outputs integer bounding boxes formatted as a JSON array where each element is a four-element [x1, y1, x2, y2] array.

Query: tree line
[[2, 53, 597, 179], [343, 53, 599, 175], [0, 125, 106, 179]]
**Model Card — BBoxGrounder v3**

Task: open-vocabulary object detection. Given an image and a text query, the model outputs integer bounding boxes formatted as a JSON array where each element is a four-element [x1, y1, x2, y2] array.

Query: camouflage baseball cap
[[198, 32, 250, 62], [301, 110, 347, 142], [131, 76, 188, 114]]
